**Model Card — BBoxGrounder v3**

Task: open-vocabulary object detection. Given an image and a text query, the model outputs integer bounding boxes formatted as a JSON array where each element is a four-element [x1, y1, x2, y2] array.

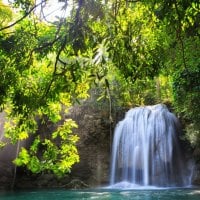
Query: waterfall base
[[107, 181, 194, 190]]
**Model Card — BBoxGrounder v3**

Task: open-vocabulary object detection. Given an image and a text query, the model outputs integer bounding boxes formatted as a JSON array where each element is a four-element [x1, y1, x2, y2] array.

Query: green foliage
[[0, 0, 13, 27], [173, 68, 199, 102], [0, 5, 89, 176], [14, 119, 79, 176], [154, 0, 200, 149], [91, 2, 164, 81], [173, 66, 200, 126], [12, 0, 35, 12], [4, 114, 37, 143], [96, 69, 173, 108]]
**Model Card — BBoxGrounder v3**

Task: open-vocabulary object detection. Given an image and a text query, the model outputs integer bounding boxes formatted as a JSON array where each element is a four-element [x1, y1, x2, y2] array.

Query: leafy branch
[[0, 1, 45, 31]]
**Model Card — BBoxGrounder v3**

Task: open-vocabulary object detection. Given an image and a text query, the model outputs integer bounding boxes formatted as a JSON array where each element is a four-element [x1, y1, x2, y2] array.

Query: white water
[[110, 104, 192, 188]]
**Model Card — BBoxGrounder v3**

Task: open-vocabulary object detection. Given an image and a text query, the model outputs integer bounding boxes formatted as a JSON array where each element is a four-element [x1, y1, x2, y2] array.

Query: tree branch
[[0, 1, 45, 32], [42, 34, 68, 98]]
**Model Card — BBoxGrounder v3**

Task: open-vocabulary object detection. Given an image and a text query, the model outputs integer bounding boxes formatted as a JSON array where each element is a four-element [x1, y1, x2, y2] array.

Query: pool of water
[[0, 188, 200, 200]]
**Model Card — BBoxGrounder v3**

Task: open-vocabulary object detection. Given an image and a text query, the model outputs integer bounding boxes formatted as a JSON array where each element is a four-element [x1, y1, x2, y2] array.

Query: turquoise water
[[0, 188, 200, 200]]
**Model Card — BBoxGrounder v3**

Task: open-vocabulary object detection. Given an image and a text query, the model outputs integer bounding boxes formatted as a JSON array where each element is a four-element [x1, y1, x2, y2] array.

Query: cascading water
[[110, 104, 192, 188]]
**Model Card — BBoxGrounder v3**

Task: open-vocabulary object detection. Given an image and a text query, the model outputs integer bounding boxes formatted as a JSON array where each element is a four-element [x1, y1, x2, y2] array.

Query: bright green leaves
[[4, 113, 37, 144], [106, 3, 162, 80], [28, 156, 41, 173], [75, 82, 90, 99], [182, 2, 200, 31], [30, 136, 40, 154], [14, 119, 79, 177], [42, 139, 59, 161], [0, 0, 13, 28], [42, 102, 62, 123], [52, 119, 78, 140], [14, 147, 30, 166], [14, 147, 41, 173], [52, 120, 79, 176]]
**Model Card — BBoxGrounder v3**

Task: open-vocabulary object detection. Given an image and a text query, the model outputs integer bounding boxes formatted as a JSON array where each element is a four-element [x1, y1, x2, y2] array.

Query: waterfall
[[110, 104, 192, 188]]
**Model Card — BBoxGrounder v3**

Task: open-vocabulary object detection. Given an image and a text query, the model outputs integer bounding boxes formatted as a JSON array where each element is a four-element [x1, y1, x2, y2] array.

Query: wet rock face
[[192, 164, 200, 185], [0, 164, 14, 189], [0, 112, 15, 189], [67, 105, 112, 187], [192, 148, 200, 185]]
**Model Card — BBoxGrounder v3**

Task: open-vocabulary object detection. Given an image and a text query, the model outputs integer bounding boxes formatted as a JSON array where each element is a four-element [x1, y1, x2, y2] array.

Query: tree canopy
[[0, 0, 199, 175]]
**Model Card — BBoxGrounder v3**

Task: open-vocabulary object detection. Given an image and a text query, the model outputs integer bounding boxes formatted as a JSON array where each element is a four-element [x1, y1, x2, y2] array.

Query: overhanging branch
[[0, 1, 45, 32]]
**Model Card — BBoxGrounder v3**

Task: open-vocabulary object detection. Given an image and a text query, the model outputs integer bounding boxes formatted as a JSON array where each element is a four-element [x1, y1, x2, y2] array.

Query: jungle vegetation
[[0, 0, 199, 175]]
